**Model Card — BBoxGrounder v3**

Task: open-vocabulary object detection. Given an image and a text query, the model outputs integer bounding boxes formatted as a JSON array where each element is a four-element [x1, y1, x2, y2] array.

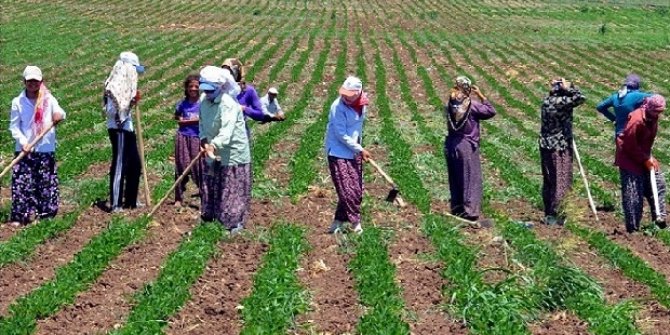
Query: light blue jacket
[[324, 97, 365, 159]]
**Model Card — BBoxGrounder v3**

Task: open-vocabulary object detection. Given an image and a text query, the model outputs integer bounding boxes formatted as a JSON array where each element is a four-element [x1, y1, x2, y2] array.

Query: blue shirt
[[324, 97, 365, 159], [596, 90, 652, 136]]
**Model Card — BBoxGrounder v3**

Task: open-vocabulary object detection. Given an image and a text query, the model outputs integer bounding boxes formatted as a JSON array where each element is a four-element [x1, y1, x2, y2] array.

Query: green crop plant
[[568, 223, 670, 308], [0, 216, 149, 335], [239, 223, 309, 334], [251, 26, 325, 182], [287, 25, 347, 199], [350, 227, 410, 335], [108, 222, 226, 335]]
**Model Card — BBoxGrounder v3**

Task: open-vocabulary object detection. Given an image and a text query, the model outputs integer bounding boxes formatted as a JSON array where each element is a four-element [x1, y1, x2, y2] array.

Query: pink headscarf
[[642, 94, 666, 112], [32, 83, 51, 135]]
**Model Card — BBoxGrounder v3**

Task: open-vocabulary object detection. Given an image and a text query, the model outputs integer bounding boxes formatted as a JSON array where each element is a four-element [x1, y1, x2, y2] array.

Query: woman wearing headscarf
[[615, 95, 667, 232], [324, 76, 370, 234], [597, 74, 666, 229], [222, 58, 283, 127], [198, 65, 251, 233], [8, 66, 66, 226], [597, 74, 652, 136], [444, 76, 496, 224], [539, 78, 586, 225], [103, 51, 145, 212]]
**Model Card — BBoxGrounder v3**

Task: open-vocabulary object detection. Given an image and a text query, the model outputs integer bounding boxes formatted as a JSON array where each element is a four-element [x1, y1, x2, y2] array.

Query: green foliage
[[0, 216, 149, 335], [568, 223, 670, 308], [240, 223, 309, 334], [349, 227, 410, 335], [110, 223, 225, 335], [423, 214, 530, 334]]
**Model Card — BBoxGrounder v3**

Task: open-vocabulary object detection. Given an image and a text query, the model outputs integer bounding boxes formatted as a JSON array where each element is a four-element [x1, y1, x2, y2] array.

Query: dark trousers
[[108, 129, 141, 209]]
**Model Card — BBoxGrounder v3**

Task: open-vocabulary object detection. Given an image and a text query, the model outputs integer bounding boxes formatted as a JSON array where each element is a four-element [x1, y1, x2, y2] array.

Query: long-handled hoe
[[135, 102, 152, 207], [149, 151, 205, 218], [650, 168, 662, 222], [573, 139, 599, 222], [0, 123, 57, 181], [367, 158, 406, 208]]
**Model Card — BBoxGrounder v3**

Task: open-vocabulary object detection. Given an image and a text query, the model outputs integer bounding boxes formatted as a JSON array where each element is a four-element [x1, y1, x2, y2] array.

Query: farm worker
[[103, 51, 145, 213], [538, 78, 586, 225], [597, 74, 666, 228], [615, 95, 667, 232], [260, 87, 285, 121], [596, 74, 652, 137], [444, 76, 496, 225], [198, 65, 251, 234], [173, 74, 206, 207], [7, 66, 66, 227], [324, 76, 370, 234], [222, 58, 283, 126]]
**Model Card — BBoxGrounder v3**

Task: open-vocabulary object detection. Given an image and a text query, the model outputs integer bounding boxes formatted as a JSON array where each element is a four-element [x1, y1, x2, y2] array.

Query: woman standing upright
[[173, 74, 205, 207], [444, 76, 496, 224], [8, 66, 66, 226], [324, 76, 371, 234], [538, 78, 586, 225], [103, 51, 145, 212], [198, 66, 251, 233]]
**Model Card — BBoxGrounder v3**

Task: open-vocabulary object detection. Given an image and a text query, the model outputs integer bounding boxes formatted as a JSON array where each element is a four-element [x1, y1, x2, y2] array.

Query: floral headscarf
[[104, 60, 138, 124]]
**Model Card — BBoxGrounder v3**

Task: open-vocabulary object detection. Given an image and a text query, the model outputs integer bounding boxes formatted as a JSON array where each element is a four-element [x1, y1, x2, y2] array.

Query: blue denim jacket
[[324, 97, 365, 159]]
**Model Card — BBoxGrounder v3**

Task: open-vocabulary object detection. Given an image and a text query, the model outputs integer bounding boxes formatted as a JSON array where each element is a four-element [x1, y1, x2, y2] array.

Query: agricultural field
[[1, 0, 670, 334]]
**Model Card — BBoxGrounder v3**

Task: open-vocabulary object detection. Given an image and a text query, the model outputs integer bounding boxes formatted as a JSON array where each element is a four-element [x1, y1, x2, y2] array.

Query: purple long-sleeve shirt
[[445, 100, 496, 148], [237, 84, 265, 122]]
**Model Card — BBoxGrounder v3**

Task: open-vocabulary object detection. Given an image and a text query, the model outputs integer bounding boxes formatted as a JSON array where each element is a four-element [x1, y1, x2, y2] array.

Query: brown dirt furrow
[[0, 206, 110, 315], [165, 238, 266, 335], [291, 193, 361, 334], [588, 211, 670, 283], [33, 204, 200, 335], [495, 199, 670, 334], [529, 311, 590, 335], [389, 228, 468, 335]]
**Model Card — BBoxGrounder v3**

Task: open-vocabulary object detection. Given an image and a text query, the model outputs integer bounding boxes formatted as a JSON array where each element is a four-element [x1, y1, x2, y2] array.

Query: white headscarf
[[104, 60, 138, 123]]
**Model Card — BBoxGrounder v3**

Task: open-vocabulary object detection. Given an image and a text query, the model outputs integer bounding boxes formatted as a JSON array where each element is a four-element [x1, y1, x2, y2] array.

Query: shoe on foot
[[328, 220, 344, 234], [174, 201, 182, 207], [352, 222, 363, 235], [656, 218, 667, 229], [111, 207, 124, 214]]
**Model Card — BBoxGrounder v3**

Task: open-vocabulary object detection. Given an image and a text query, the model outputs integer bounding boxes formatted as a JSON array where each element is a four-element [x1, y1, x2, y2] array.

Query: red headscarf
[[348, 92, 369, 115]]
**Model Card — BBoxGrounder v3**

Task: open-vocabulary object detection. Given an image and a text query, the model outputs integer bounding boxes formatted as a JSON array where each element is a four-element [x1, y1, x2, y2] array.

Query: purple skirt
[[201, 163, 251, 230], [174, 132, 205, 202], [11, 152, 59, 223], [328, 155, 363, 224]]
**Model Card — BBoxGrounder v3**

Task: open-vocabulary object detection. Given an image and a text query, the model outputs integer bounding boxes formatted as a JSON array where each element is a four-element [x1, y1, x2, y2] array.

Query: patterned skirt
[[174, 132, 205, 202], [328, 155, 363, 224], [540, 148, 573, 217], [620, 168, 667, 232], [201, 162, 251, 230], [11, 152, 59, 223]]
